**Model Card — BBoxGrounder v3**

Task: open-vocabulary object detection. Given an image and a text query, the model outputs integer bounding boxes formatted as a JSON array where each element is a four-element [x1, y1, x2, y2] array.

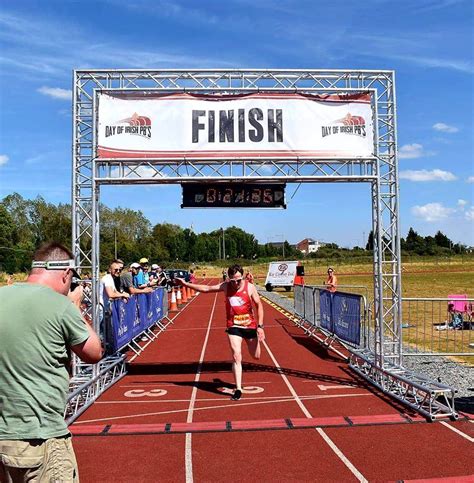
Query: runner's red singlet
[[225, 280, 257, 329]]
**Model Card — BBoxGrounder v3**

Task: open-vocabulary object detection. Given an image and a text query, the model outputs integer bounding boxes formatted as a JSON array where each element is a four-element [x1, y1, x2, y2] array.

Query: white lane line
[[440, 421, 474, 443], [75, 393, 372, 423], [96, 393, 372, 404], [262, 340, 312, 418], [316, 428, 368, 482], [261, 339, 367, 482], [185, 292, 218, 483]]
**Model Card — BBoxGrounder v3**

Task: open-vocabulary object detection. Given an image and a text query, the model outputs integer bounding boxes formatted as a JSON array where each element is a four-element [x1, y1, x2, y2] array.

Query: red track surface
[[71, 280, 474, 482]]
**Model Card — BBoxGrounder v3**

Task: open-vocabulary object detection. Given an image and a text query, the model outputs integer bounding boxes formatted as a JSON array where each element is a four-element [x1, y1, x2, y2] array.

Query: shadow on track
[[128, 360, 365, 388]]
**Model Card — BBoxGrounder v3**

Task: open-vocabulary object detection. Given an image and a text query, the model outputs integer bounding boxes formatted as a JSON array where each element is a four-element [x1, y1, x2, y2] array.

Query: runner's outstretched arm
[[175, 277, 225, 293]]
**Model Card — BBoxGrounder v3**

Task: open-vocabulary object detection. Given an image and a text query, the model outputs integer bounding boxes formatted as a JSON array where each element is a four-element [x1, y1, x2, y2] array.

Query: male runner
[[176, 264, 264, 400]]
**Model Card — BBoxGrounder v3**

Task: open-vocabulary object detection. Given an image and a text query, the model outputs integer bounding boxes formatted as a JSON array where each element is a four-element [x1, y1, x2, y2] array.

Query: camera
[[70, 277, 92, 291]]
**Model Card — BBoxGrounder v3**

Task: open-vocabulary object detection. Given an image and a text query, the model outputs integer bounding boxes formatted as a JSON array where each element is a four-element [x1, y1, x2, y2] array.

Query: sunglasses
[[230, 278, 243, 283], [114, 268, 123, 272]]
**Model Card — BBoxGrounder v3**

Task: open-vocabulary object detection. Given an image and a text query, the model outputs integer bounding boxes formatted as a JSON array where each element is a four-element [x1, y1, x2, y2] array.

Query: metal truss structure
[[65, 355, 127, 425], [72, 69, 410, 418], [350, 350, 458, 420]]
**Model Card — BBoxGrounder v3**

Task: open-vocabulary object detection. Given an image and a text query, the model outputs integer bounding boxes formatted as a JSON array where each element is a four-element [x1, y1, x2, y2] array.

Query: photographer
[[0, 242, 102, 482]]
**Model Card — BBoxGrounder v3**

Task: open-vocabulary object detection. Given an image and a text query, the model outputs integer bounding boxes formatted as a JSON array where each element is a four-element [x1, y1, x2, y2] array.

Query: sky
[[0, 0, 473, 248]]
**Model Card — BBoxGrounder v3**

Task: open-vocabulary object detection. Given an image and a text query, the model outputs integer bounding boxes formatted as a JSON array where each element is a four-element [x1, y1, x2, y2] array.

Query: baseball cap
[[139, 257, 149, 264], [130, 262, 141, 268], [151, 264, 159, 270]]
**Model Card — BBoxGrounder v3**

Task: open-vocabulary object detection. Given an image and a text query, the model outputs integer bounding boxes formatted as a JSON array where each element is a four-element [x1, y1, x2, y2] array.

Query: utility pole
[[222, 228, 226, 260], [114, 229, 117, 259]]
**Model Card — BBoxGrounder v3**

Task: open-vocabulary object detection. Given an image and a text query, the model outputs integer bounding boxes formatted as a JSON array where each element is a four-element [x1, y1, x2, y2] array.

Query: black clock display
[[181, 183, 286, 208]]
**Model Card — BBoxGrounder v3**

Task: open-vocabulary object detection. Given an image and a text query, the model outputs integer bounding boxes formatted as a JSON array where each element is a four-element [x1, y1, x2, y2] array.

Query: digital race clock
[[181, 183, 286, 209]]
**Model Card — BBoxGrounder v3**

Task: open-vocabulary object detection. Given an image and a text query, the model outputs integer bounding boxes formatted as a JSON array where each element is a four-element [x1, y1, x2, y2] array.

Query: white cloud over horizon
[[432, 122, 459, 133], [0, 155, 9, 167], [399, 169, 456, 182], [411, 202, 455, 222], [37, 86, 72, 100], [398, 143, 434, 159]]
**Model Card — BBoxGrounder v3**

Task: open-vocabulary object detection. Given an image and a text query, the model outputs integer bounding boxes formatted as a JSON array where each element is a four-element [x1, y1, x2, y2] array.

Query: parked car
[[164, 269, 190, 284]]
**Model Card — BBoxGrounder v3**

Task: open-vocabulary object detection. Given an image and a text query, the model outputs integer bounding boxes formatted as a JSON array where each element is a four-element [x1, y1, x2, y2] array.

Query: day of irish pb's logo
[[321, 113, 366, 139], [105, 112, 152, 139]]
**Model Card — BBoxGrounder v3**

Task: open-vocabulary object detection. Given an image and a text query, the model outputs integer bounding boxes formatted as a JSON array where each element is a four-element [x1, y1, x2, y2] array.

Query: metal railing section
[[401, 297, 474, 357], [293, 286, 458, 420]]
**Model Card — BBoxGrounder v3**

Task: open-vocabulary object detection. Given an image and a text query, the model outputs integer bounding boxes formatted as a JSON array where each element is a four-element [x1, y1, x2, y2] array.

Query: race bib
[[233, 314, 252, 327]]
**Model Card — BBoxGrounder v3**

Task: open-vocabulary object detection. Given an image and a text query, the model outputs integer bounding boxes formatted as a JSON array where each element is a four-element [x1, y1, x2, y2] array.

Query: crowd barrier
[[294, 285, 366, 349], [105, 287, 169, 353]]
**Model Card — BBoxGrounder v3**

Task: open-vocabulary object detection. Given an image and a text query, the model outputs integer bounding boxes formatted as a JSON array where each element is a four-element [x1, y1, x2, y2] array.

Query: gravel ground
[[257, 286, 474, 411]]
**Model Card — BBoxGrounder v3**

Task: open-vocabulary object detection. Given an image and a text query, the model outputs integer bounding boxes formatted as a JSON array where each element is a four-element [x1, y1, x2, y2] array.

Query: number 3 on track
[[124, 389, 168, 398]]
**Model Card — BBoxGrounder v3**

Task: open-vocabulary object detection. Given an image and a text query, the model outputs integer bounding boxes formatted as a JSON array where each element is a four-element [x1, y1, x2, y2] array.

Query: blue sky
[[0, 0, 473, 247]]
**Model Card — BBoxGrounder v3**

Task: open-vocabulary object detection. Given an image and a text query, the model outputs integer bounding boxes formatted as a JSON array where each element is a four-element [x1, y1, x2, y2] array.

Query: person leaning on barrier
[[112, 259, 125, 292], [101, 261, 130, 302], [121, 262, 153, 295], [0, 242, 102, 482]]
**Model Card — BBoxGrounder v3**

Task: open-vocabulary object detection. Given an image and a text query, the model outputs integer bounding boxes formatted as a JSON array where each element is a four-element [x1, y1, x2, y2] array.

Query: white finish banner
[[96, 92, 374, 159]]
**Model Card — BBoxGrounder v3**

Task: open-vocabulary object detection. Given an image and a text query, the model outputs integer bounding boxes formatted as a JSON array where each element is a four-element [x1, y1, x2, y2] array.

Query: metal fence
[[401, 297, 474, 357], [294, 285, 369, 352]]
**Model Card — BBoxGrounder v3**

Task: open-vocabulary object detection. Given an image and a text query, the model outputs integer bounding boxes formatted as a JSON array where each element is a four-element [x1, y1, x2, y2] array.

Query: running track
[[71, 279, 474, 482]]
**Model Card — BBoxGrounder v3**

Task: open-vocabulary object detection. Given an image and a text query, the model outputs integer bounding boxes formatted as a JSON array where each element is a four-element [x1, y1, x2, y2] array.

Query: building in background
[[296, 238, 323, 255]]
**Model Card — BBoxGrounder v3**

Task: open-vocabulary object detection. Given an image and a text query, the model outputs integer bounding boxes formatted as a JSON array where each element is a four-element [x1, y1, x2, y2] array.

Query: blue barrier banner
[[319, 290, 333, 331], [332, 292, 361, 346], [108, 288, 167, 352], [153, 288, 164, 322], [110, 297, 136, 351], [135, 294, 147, 337], [146, 292, 155, 328]]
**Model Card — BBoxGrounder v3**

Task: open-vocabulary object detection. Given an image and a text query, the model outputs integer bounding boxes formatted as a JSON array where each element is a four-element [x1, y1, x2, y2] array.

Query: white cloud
[[0, 154, 9, 167], [457, 199, 467, 209], [411, 202, 455, 222], [37, 86, 72, 100], [399, 169, 456, 182], [466, 207, 474, 221], [432, 122, 459, 133], [467, 176, 474, 184], [398, 143, 433, 159]]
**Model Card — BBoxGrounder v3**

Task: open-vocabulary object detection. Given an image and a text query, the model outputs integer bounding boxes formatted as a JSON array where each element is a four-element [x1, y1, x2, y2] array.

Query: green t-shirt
[[0, 283, 90, 440]]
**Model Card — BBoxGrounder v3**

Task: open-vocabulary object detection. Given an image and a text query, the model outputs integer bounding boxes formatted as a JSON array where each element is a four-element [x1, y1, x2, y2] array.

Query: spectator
[[133, 258, 154, 289], [149, 263, 159, 283], [113, 259, 125, 292], [101, 261, 130, 302], [189, 269, 196, 284], [325, 267, 338, 293], [121, 263, 153, 295], [0, 242, 102, 482]]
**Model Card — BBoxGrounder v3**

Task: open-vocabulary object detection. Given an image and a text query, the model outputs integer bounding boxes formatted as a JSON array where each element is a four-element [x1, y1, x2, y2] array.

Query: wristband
[[258, 324, 264, 329]]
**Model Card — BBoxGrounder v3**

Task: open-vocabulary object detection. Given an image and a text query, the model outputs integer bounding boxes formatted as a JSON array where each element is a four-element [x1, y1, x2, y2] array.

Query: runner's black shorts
[[226, 327, 258, 339]]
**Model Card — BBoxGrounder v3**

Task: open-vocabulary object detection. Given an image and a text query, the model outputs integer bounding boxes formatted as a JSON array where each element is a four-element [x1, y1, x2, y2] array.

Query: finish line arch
[[69, 69, 456, 422]]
